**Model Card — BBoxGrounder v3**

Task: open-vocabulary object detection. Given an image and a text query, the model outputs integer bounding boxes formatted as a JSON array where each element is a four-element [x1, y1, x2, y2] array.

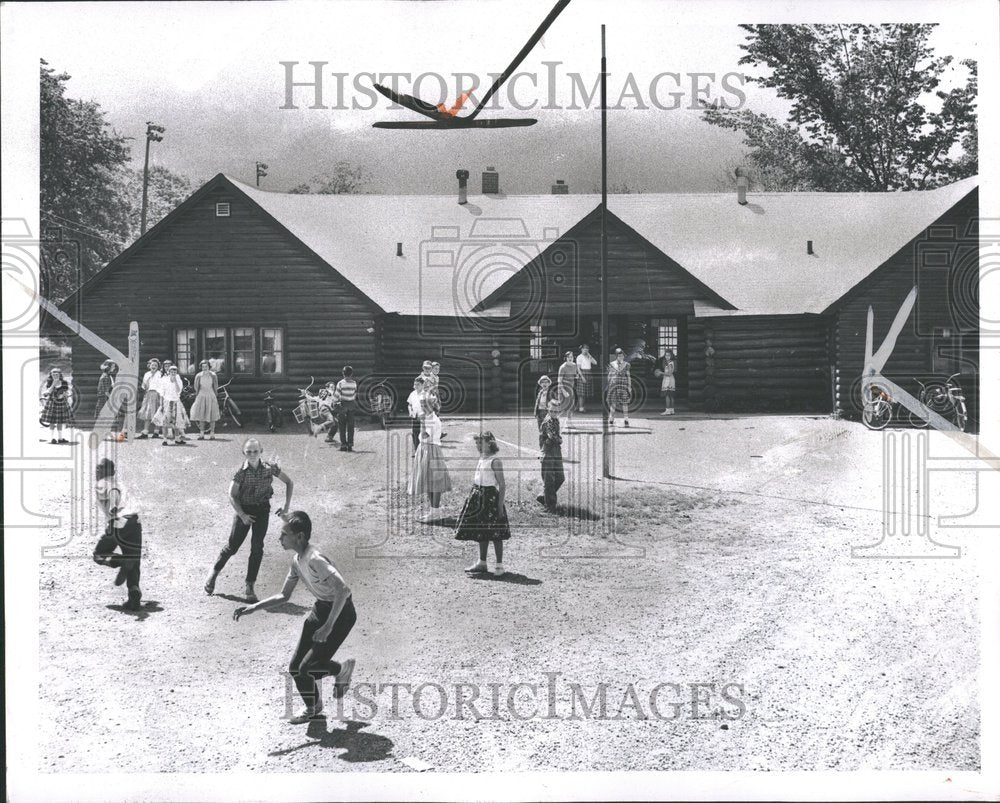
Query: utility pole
[[140, 122, 165, 235], [255, 161, 269, 187], [600, 25, 610, 479]]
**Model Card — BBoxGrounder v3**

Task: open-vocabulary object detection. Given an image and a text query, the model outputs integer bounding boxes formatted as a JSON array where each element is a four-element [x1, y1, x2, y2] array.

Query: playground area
[[34, 414, 984, 773]]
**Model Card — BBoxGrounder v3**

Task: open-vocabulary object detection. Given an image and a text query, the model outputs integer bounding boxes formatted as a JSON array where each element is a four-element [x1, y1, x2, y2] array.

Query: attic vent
[[215, 202, 231, 218]]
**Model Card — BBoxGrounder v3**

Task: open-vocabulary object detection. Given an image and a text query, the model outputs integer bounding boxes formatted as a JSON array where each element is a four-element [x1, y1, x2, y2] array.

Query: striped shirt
[[335, 378, 358, 403], [284, 545, 351, 603]]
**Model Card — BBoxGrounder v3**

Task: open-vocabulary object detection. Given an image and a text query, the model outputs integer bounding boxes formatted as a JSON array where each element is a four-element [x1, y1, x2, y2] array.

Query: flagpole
[[600, 24, 610, 479]]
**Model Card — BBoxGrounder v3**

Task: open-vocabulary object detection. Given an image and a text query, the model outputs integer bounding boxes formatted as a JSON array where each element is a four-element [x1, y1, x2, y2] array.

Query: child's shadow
[[106, 600, 164, 621], [421, 515, 458, 528], [265, 601, 311, 616], [268, 720, 394, 764], [468, 572, 542, 586]]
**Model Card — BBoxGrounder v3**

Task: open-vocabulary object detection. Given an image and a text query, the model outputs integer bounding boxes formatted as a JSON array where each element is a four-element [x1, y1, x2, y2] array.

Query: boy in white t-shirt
[[93, 458, 143, 610]]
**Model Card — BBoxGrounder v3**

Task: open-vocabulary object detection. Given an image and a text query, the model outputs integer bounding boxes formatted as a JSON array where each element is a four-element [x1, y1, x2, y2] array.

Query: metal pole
[[140, 129, 152, 235], [600, 25, 610, 479]]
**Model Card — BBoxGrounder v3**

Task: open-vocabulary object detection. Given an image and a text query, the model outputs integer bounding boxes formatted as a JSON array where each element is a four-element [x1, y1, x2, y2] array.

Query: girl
[[455, 432, 510, 577], [41, 367, 73, 444], [206, 437, 294, 602], [408, 395, 452, 522], [94, 360, 114, 421], [407, 376, 426, 453], [137, 359, 163, 439], [575, 345, 598, 412], [556, 351, 581, 423], [158, 364, 188, 445], [190, 360, 222, 439], [534, 375, 552, 429], [607, 348, 632, 427], [658, 349, 676, 415]]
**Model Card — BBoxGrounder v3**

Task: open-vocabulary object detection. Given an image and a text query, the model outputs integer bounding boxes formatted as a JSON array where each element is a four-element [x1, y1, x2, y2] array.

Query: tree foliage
[[703, 25, 977, 191], [289, 161, 374, 194]]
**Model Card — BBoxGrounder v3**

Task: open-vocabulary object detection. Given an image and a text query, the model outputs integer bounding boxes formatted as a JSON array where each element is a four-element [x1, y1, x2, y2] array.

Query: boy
[[407, 376, 426, 453], [93, 458, 143, 610], [334, 366, 358, 452], [538, 398, 565, 513], [233, 511, 357, 724]]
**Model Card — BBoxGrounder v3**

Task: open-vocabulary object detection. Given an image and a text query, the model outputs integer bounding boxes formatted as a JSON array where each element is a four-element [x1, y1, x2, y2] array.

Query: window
[[215, 202, 231, 217], [232, 328, 255, 375], [652, 318, 678, 357], [171, 326, 285, 377], [175, 329, 198, 374], [260, 328, 284, 375], [529, 324, 544, 361]]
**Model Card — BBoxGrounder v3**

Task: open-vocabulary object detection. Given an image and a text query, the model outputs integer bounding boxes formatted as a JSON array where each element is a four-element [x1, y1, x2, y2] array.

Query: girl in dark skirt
[[40, 368, 73, 443], [455, 431, 510, 577]]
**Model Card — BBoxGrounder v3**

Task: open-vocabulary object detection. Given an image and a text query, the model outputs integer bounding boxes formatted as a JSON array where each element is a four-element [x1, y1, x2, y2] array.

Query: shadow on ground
[[268, 719, 394, 763], [105, 600, 164, 621]]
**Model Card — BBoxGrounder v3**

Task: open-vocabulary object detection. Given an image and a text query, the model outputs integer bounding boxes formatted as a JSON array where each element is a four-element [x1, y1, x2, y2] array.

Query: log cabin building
[[57, 171, 979, 427]]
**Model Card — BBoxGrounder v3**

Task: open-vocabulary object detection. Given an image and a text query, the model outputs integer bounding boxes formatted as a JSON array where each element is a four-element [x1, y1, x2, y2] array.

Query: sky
[[9, 0, 991, 195]]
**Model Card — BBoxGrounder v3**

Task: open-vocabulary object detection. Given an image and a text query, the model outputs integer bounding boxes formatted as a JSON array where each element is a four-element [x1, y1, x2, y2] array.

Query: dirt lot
[[35, 414, 982, 774]]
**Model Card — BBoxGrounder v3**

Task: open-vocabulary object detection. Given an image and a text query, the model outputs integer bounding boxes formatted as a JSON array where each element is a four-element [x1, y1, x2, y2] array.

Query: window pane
[[529, 325, 543, 361], [204, 328, 227, 373], [652, 318, 678, 356], [175, 329, 197, 374], [232, 328, 254, 374], [260, 328, 283, 375]]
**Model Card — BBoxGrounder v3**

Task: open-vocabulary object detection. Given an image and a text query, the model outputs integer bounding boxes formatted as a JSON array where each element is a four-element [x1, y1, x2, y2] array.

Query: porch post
[[600, 24, 610, 479]]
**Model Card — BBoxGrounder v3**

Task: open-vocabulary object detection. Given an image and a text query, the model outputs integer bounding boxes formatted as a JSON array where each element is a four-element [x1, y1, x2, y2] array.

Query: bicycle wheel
[[863, 400, 891, 430], [228, 403, 243, 428], [907, 396, 931, 428], [952, 398, 968, 432]]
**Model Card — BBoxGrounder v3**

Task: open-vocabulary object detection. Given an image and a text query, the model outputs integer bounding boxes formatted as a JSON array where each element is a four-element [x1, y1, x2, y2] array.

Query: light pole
[[140, 122, 165, 235], [600, 24, 610, 479], [255, 161, 269, 187]]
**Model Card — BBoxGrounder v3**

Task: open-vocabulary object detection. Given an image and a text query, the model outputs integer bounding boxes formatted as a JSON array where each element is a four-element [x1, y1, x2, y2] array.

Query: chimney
[[735, 166, 749, 206], [482, 166, 499, 195], [456, 169, 469, 205], [807, 240, 814, 255], [551, 179, 569, 195], [396, 242, 404, 257]]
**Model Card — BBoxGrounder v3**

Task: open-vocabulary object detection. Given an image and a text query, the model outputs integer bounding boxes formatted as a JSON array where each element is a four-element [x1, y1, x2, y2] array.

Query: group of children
[[306, 365, 359, 451]]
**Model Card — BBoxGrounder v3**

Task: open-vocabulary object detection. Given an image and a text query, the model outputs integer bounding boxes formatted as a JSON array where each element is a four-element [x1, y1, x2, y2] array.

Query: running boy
[[93, 458, 143, 610], [233, 511, 357, 724]]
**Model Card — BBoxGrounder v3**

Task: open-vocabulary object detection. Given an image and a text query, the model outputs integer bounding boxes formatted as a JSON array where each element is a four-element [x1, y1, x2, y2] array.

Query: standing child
[[190, 360, 222, 439], [538, 398, 565, 513], [408, 395, 452, 522], [407, 376, 426, 453], [205, 437, 294, 602], [455, 432, 511, 577], [158, 364, 188, 445], [93, 458, 143, 611], [137, 359, 163, 439], [335, 366, 358, 452], [657, 348, 676, 415], [232, 511, 356, 724], [557, 351, 581, 424], [607, 348, 632, 427], [575, 345, 598, 412], [94, 360, 114, 422], [534, 375, 552, 429], [40, 367, 73, 444]]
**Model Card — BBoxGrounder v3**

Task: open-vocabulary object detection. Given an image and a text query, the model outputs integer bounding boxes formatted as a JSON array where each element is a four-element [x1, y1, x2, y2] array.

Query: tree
[[40, 59, 132, 300], [114, 165, 195, 242], [288, 161, 374, 194], [703, 25, 977, 191]]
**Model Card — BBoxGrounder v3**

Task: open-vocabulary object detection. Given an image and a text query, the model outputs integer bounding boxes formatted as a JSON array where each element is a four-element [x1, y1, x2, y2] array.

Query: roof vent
[[482, 166, 499, 195], [396, 242, 404, 257], [735, 167, 749, 206], [215, 202, 231, 217], [807, 240, 814, 255], [551, 179, 568, 195], [456, 169, 469, 205]]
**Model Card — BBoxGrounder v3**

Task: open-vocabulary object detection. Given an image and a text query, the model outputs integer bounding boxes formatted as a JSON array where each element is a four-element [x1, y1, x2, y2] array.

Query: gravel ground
[[36, 415, 982, 773]]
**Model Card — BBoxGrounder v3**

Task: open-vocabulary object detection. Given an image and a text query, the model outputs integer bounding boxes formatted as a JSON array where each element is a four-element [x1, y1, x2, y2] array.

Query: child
[[93, 458, 143, 611], [41, 367, 73, 444], [407, 376, 426, 453], [538, 398, 565, 513], [94, 360, 114, 421], [455, 432, 510, 577], [205, 437, 294, 602], [232, 511, 356, 724], [158, 364, 188, 445], [190, 360, 222, 439], [335, 366, 358, 452], [657, 349, 676, 415], [137, 359, 163, 439], [534, 375, 552, 429], [109, 360, 129, 435], [408, 395, 452, 522], [575, 345, 598, 412], [607, 348, 632, 427]]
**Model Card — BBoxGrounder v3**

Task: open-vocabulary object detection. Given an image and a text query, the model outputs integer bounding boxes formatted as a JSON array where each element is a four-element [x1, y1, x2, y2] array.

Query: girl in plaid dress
[[138, 359, 163, 439], [40, 368, 73, 443], [607, 348, 632, 427]]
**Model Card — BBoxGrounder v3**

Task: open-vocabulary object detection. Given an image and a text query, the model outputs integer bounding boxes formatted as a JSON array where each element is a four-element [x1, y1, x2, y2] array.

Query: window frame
[[171, 326, 286, 378]]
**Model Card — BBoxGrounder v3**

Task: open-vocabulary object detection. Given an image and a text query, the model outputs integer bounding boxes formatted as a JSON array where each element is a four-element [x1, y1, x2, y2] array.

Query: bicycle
[[364, 378, 396, 430], [217, 378, 243, 428], [907, 372, 968, 432], [263, 390, 283, 432], [293, 377, 336, 437]]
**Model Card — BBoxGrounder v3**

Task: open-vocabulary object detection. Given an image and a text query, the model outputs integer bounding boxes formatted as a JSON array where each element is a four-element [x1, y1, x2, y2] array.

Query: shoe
[[666, 409, 674, 415], [50, 438, 58, 444], [162, 441, 171, 446], [624, 420, 630, 428], [289, 706, 326, 725], [197, 435, 204, 440], [609, 419, 615, 427], [660, 410, 669, 415], [58, 438, 70, 444], [124, 597, 142, 612], [333, 658, 356, 699], [339, 445, 348, 452], [204, 573, 217, 595], [209, 435, 216, 440], [245, 584, 258, 603], [347, 446, 354, 452], [536, 495, 546, 505], [464, 560, 488, 574], [137, 433, 149, 440], [114, 565, 128, 586], [492, 563, 506, 577]]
